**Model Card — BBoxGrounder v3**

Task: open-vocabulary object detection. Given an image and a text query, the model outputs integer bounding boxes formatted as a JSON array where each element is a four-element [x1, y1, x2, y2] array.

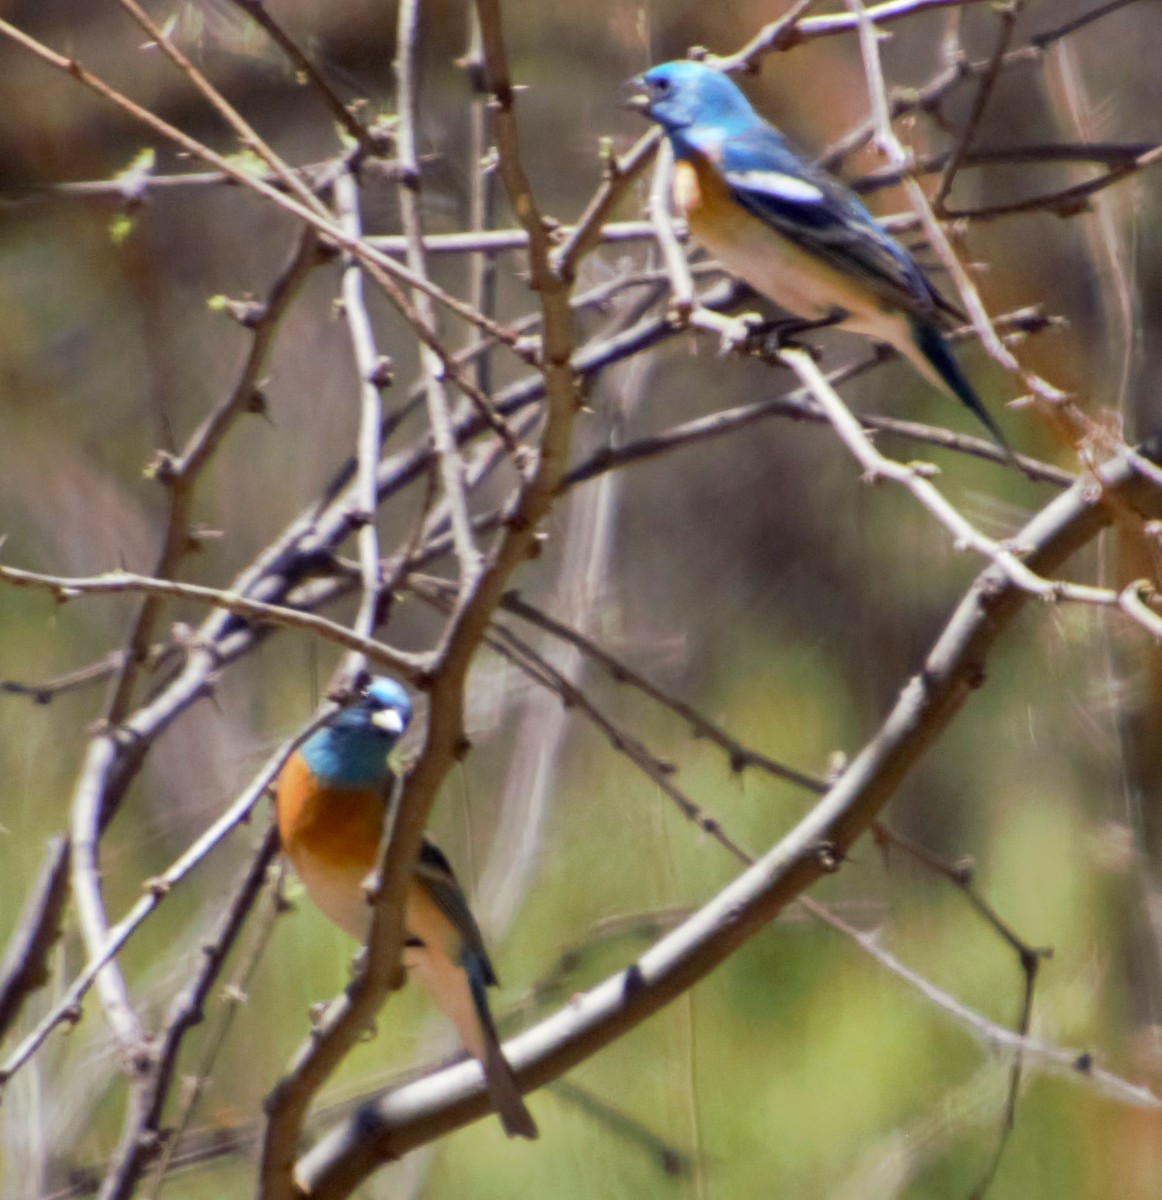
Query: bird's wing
[[718, 127, 954, 321], [415, 838, 499, 985]]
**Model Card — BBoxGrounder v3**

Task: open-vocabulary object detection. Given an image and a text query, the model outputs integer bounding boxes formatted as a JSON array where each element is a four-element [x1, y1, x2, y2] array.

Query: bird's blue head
[[300, 676, 414, 787], [629, 61, 759, 137]]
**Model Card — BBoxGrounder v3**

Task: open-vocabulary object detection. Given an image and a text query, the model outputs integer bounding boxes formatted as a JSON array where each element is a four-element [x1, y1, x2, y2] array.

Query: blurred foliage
[[2, 1, 1162, 1198]]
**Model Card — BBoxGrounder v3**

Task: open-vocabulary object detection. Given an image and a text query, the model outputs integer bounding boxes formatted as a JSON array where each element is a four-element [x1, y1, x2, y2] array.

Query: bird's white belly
[[690, 205, 889, 333], [290, 849, 372, 941]]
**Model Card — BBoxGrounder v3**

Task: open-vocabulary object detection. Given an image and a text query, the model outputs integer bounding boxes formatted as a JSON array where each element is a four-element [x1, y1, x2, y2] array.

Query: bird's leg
[[750, 309, 847, 361]]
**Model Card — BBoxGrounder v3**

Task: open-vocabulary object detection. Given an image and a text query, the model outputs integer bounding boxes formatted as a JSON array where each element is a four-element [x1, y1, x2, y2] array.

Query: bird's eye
[[653, 78, 670, 94]]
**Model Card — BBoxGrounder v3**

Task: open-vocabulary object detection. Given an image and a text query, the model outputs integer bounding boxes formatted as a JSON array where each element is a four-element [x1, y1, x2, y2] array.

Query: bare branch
[[334, 169, 389, 678], [1, 724, 320, 1087], [497, 589, 827, 792], [1, 652, 124, 704], [932, 0, 1021, 214], [0, 838, 71, 1040], [0, 565, 429, 679], [98, 828, 281, 1200], [223, 0, 381, 155], [115, 0, 329, 219], [395, 0, 482, 594]]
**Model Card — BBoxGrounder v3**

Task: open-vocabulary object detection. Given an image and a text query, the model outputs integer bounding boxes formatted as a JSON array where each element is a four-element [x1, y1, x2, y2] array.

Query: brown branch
[[1030, 0, 1146, 49], [932, 0, 1021, 214], [818, 0, 1151, 179], [0, 652, 124, 704], [356, 303, 1065, 591], [404, 311, 1069, 581], [334, 169, 389, 682], [553, 130, 662, 280], [0, 18, 534, 369], [99, 827, 281, 1200], [395, 0, 482, 592], [106, 226, 321, 723], [772, 344, 1162, 641], [71, 735, 150, 1070], [0, 838, 71, 1040], [143, 864, 291, 1199], [409, 577, 754, 864], [873, 823, 1050, 1192], [0, 565, 429, 680], [0, 724, 319, 1086], [713, 0, 825, 69], [846, 0, 1099, 475], [943, 140, 1162, 220], [856, 141, 1162, 194], [789, 0, 994, 42], [115, 0, 328, 219], [224, 0, 380, 155], [460, 9, 500, 397], [497, 590, 827, 792], [561, 364, 1075, 493]]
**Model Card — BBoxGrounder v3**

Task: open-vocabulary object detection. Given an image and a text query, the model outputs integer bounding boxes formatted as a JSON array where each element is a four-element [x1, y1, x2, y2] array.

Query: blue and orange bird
[[629, 60, 1009, 449], [275, 677, 538, 1139]]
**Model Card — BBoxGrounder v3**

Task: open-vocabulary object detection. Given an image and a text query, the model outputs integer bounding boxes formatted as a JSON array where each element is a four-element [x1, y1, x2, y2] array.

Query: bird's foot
[[777, 311, 846, 350], [739, 312, 846, 364], [716, 311, 765, 355], [685, 306, 764, 355]]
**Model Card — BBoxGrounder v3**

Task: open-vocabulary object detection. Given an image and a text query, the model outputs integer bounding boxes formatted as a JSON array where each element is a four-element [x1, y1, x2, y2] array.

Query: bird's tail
[[905, 316, 1011, 454], [466, 956, 539, 1140]]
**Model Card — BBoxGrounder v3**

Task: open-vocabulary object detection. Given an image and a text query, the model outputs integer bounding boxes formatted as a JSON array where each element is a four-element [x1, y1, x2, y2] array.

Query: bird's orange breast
[[672, 152, 738, 236], [275, 753, 385, 872]]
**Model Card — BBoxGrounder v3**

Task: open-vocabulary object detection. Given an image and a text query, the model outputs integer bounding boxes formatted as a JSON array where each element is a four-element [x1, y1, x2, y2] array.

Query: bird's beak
[[620, 76, 651, 114], [371, 709, 406, 737]]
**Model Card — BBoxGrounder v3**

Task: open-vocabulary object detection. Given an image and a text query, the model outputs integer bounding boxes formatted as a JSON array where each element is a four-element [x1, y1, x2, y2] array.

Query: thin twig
[[770, 341, 1162, 641], [395, 0, 482, 594], [98, 828, 282, 1200], [143, 862, 290, 1200], [410, 576, 754, 864], [944, 140, 1162, 221], [106, 225, 321, 723], [872, 823, 1049, 1195], [843, 0, 1082, 446], [0, 652, 124, 704], [714, 0, 824, 71], [460, 9, 499, 397], [0, 18, 535, 369], [0, 724, 322, 1087], [0, 838, 71, 1040], [115, 0, 329, 220], [648, 140, 694, 318], [334, 169, 388, 677], [0, 564, 428, 680], [497, 589, 827, 791], [1030, 0, 1146, 49], [932, 0, 1021, 213], [71, 735, 150, 1069], [224, 0, 380, 155]]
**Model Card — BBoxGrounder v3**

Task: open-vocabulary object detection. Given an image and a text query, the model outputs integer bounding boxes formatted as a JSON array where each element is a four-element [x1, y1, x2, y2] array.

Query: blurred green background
[[2, 1, 1162, 1197]]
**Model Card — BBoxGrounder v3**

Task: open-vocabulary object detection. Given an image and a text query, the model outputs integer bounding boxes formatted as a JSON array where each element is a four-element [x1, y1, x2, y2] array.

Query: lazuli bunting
[[275, 677, 538, 1139], [630, 60, 1008, 448]]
